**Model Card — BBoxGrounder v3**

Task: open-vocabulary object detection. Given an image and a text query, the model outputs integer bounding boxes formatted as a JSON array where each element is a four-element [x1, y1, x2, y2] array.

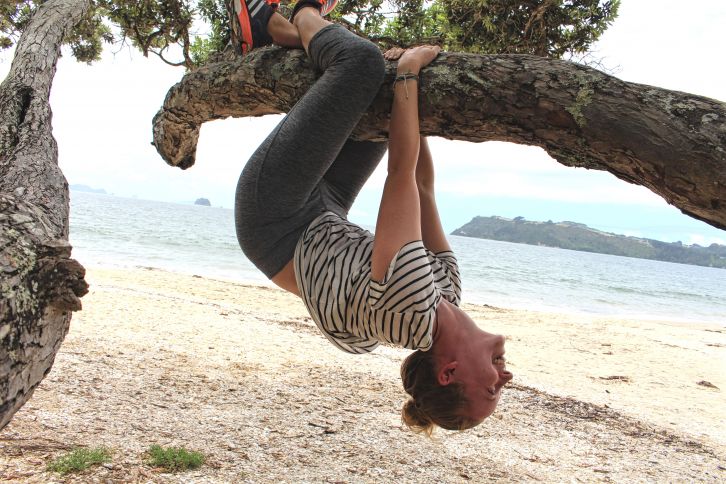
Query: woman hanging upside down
[[231, 0, 512, 433]]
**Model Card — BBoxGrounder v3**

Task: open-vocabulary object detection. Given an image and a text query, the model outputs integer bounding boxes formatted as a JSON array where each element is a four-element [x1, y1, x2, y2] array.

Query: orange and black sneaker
[[290, 0, 339, 21], [227, 0, 279, 55]]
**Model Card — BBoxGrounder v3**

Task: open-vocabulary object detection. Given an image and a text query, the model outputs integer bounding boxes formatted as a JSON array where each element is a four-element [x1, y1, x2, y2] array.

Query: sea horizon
[[69, 190, 726, 325]]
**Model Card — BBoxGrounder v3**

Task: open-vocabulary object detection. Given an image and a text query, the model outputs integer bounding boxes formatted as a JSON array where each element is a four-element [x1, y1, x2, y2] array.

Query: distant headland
[[194, 198, 211, 206], [70, 184, 106, 194], [452, 216, 726, 269]]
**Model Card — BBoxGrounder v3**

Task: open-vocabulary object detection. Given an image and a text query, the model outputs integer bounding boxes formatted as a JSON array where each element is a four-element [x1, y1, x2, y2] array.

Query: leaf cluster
[[97, 0, 197, 67], [1, 0, 199, 66], [339, 0, 620, 57], [2, 0, 112, 62], [441, 0, 621, 57], [1, 0, 620, 67], [1, 0, 40, 50]]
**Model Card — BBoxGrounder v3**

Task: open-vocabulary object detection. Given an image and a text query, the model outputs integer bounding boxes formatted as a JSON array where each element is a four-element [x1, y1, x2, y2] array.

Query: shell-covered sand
[[1, 267, 724, 482]]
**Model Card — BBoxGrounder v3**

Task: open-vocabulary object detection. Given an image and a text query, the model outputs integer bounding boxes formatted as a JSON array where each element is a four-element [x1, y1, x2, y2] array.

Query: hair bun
[[402, 398, 433, 432]]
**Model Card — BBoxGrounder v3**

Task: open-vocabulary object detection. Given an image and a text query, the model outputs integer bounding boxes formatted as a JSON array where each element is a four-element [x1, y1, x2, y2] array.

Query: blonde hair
[[400, 350, 474, 435]]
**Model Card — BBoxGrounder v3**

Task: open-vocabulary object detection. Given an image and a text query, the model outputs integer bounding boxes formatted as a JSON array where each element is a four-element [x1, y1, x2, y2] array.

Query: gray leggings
[[235, 25, 387, 278]]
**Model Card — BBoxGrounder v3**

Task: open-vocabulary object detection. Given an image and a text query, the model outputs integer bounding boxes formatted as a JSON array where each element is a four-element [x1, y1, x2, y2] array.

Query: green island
[[452, 216, 726, 269]]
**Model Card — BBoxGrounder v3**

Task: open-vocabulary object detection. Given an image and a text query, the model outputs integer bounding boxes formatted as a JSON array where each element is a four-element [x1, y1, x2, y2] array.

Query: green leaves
[[65, 6, 113, 63], [320, 1, 620, 58], [47, 447, 112, 475], [1, 1, 112, 63], [372, 0, 620, 57], [1, 0, 36, 51], [98, 0, 197, 68], [146, 444, 205, 472], [1, 0, 620, 67]]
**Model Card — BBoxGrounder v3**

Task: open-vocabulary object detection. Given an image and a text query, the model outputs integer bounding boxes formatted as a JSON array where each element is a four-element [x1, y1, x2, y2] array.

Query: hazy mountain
[[452, 216, 726, 268], [70, 184, 106, 194]]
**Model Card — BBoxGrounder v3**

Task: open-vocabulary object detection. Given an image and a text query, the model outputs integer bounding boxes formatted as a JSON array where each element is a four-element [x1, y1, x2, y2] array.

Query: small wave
[[607, 286, 649, 296]]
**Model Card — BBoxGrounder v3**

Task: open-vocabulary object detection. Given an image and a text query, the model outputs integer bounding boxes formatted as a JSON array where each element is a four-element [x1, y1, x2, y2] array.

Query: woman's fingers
[[384, 45, 442, 66], [384, 47, 406, 60], [396, 45, 442, 72]]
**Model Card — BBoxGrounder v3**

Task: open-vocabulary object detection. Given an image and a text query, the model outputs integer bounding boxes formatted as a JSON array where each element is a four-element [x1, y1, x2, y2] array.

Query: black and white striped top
[[294, 212, 462, 354]]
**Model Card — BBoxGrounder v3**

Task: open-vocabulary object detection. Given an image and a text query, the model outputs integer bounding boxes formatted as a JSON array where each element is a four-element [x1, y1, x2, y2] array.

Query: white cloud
[[426, 139, 667, 206], [348, 208, 372, 220], [686, 234, 726, 247], [365, 138, 668, 206], [592, 0, 725, 101], [437, 171, 666, 205]]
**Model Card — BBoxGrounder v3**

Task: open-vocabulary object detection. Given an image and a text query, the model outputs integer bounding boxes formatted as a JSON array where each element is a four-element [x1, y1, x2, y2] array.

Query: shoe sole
[[236, 0, 276, 54], [234, 0, 255, 54], [320, 0, 338, 16]]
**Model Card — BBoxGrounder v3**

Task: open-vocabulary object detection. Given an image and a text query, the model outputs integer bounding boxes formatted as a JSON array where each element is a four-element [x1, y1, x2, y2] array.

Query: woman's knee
[[347, 40, 385, 87]]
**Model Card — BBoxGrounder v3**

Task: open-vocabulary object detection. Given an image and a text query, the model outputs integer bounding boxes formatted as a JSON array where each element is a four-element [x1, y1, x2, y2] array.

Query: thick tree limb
[[153, 47, 726, 230], [0, 0, 89, 429]]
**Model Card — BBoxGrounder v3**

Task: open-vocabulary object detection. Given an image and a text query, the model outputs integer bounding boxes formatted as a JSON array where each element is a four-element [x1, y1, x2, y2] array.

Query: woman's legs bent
[[321, 139, 387, 215], [235, 13, 386, 279]]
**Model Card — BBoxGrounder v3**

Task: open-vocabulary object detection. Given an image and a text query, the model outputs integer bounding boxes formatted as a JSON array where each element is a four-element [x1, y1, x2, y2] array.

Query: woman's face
[[456, 332, 513, 422]]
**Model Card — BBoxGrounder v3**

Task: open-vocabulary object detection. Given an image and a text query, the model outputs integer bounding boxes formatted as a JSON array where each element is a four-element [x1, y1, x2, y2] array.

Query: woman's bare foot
[[395, 45, 441, 74], [292, 6, 332, 53], [267, 12, 303, 48]]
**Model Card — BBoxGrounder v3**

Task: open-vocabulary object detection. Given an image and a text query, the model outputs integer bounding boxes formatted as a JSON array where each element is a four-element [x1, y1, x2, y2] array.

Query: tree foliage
[[331, 0, 620, 58], [1, 0, 111, 61], [1, 0, 197, 66], [99, 0, 196, 67], [0, 0, 619, 68]]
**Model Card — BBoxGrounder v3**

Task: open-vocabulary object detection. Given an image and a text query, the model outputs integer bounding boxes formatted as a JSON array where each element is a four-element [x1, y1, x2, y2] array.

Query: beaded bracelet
[[393, 72, 419, 99]]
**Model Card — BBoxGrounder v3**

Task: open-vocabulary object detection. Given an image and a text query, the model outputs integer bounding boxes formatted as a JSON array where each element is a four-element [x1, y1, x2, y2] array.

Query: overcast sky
[[1, 0, 725, 244]]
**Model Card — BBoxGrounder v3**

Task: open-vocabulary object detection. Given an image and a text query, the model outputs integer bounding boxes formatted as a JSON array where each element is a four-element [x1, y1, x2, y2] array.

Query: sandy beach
[[1, 267, 724, 482]]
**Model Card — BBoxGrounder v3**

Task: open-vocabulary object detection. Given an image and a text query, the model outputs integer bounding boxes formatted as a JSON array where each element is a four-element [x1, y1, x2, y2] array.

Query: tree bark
[[0, 0, 89, 429], [153, 47, 726, 231]]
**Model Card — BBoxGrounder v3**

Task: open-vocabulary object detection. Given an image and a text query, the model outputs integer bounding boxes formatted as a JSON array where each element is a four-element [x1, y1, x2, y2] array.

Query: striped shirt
[[294, 212, 462, 354]]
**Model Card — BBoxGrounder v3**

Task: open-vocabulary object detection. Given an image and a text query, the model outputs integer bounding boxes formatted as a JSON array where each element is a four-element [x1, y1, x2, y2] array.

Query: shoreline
[[1, 266, 723, 482], [78, 261, 726, 326]]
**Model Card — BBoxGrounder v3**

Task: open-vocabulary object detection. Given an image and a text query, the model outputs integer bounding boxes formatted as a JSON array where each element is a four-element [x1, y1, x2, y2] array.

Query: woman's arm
[[371, 46, 441, 282], [416, 136, 452, 254]]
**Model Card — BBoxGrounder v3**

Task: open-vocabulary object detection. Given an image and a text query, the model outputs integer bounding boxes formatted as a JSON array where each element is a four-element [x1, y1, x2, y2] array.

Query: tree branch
[[152, 47, 726, 230], [149, 47, 186, 67]]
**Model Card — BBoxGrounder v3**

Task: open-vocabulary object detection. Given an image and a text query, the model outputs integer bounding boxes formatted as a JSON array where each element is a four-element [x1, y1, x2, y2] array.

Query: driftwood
[[0, 0, 89, 429], [153, 47, 726, 230]]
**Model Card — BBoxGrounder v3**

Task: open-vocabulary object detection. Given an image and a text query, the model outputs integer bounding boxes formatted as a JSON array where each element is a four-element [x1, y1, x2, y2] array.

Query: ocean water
[[69, 191, 726, 324]]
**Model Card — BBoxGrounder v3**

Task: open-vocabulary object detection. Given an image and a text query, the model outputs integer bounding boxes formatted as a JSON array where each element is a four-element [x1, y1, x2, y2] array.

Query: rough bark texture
[[153, 47, 726, 230], [0, 0, 89, 429]]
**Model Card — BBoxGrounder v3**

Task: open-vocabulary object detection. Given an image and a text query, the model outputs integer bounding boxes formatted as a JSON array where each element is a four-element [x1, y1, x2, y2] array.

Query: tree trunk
[[0, 0, 89, 429], [153, 48, 726, 231]]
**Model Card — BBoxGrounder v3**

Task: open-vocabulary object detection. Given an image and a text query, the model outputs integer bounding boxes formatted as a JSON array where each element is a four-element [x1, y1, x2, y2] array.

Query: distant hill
[[194, 198, 211, 206], [70, 184, 106, 194], [452, 216, 726, 269]]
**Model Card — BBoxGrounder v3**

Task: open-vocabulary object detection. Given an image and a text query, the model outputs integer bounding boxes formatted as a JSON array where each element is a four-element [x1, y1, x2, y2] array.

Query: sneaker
[[227, 0, 278, 54], [290, 0, 339, 21]]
